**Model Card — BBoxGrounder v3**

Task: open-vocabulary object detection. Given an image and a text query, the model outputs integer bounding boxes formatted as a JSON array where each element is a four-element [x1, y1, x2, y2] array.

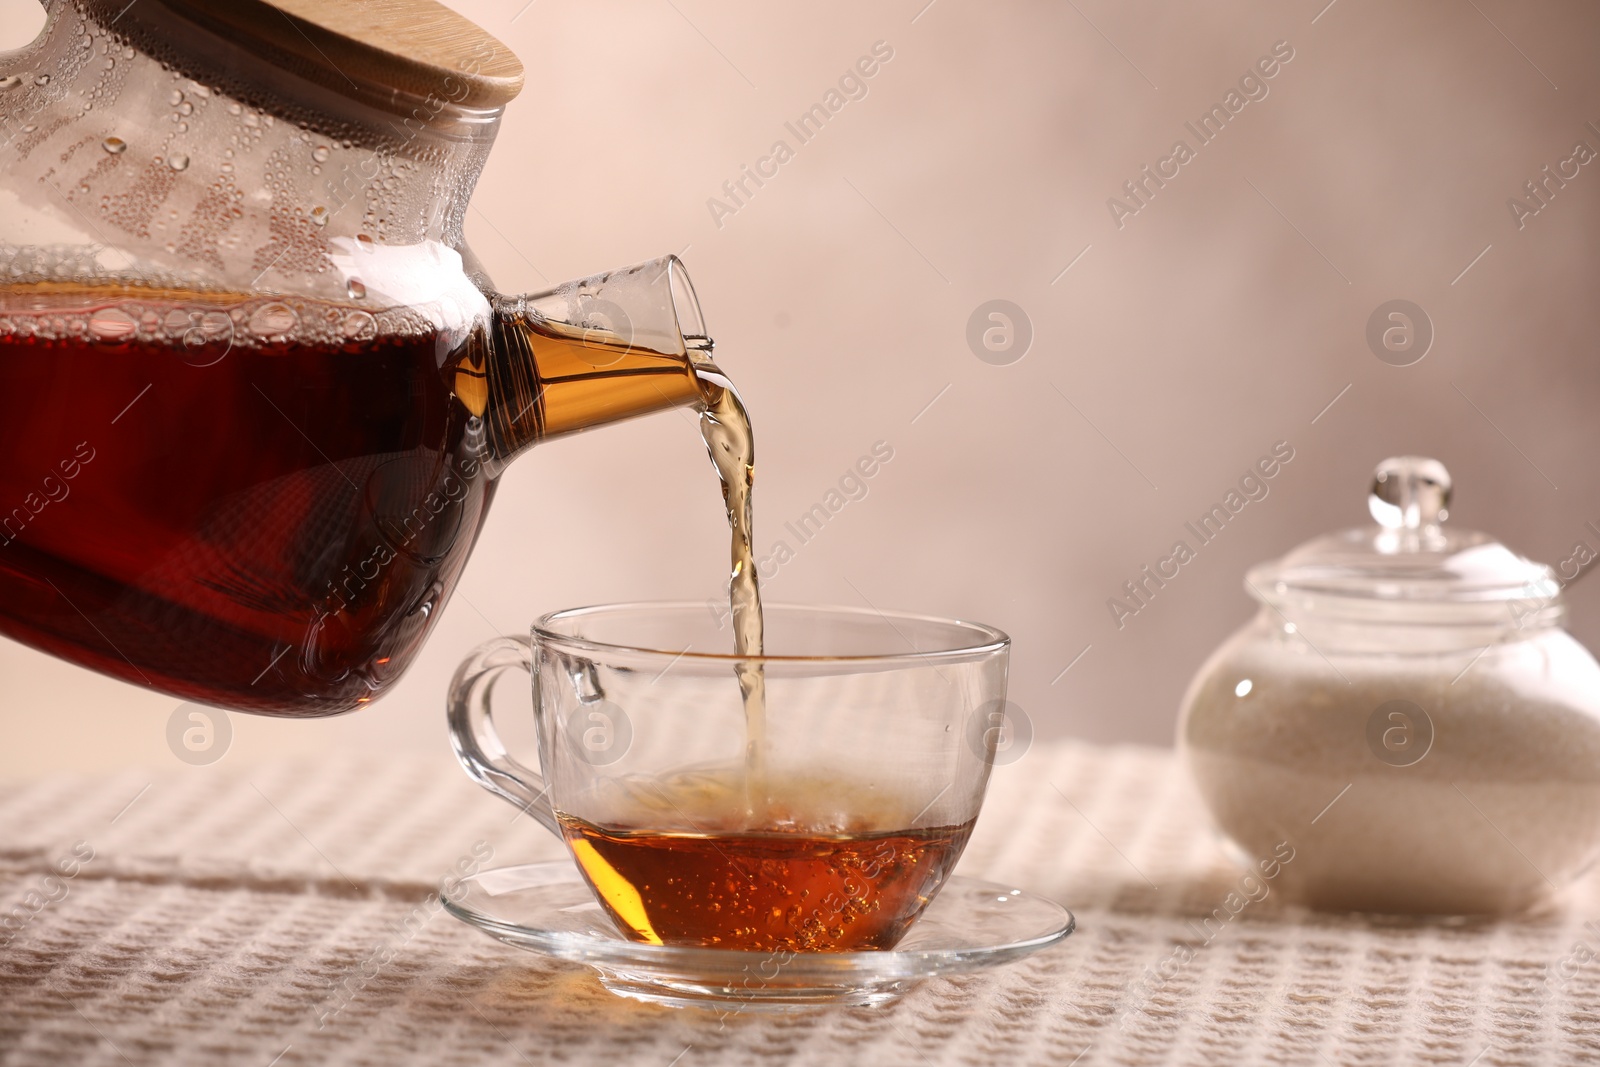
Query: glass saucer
[[444, 862, 1075, 1011]]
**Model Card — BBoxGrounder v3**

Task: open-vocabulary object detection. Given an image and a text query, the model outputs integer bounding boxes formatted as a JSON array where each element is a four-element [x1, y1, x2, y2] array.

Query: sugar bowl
[[1178, 457, 1600, 914]]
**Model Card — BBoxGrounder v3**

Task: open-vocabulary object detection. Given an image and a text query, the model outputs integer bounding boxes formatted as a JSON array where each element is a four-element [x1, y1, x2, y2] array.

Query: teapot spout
[[469, 256, 713, 473]]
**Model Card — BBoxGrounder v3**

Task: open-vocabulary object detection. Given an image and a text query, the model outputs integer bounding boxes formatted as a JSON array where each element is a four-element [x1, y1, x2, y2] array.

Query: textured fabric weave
[[3, 742, 1599, 1066]]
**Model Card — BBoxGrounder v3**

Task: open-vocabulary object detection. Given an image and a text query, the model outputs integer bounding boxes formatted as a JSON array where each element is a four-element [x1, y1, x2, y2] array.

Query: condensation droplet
[[191, 84, 210, 98], [34, 74, 49, 86], [220, 162, 233, 173], [103, 58, 114, 70], [346, 278, 366, 300], [80, 35, 92, 48], [249, 302, 298, 339], [243, 112, 259, 127], [21, 123, 36, 133], [122, 46, 134, 58], [355, 233, 373, 246], [0, 76, 20, 91], [228, 102, 241, 115], [169, 89, 183, 106], [89, 307, 137, 341], [309, 205, 329, 226], [176, 122, 187, 132], [168, 153, 189, 171], [178, 101, 192, 115], [101, 136, 126, 154], [312, 145, 330, 163]]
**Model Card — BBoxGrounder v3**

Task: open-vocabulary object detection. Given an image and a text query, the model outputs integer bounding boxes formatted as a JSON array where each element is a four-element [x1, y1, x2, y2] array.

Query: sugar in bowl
[[1178, 457, 1600, 914]]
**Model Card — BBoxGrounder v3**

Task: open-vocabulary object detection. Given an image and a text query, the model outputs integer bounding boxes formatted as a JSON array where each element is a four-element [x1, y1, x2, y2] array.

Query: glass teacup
[[447, 602, 1011, 952]]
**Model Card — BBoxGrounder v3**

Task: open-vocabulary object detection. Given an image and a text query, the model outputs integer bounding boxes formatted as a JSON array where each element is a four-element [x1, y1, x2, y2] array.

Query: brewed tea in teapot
[[0, 0, 744, 716]]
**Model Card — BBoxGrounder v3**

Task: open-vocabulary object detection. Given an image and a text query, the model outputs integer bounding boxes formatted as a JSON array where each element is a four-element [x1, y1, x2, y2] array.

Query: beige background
[[3, 0, 1599, 778]]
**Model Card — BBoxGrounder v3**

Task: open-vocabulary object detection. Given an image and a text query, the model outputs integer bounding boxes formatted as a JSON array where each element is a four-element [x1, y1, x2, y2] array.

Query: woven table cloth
[[2, 740, 1598, 1066]]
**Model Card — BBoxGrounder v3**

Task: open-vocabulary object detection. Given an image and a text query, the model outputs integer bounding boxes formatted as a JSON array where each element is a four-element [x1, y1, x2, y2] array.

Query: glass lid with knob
[[1246, 457, 1561, 626]]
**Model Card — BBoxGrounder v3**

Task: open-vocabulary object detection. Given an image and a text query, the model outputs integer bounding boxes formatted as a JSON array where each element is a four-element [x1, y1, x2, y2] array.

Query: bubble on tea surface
[[341, 310, 377, 341], [248, 302, 298, 340], [177, 310, 233, 365], [89, 307, 137, 341]]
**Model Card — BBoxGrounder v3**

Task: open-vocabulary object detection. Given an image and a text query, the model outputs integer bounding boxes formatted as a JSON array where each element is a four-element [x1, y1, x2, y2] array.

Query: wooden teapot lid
[[146, 0, 524, 109]]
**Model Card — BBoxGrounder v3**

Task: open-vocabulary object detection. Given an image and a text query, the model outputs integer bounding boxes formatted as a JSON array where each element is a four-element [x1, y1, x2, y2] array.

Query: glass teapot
[[0, 0, 724, 715]]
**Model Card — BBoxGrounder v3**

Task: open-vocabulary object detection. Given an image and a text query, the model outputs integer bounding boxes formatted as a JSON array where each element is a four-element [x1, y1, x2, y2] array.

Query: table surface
[[3, 740, 1599, 1067]]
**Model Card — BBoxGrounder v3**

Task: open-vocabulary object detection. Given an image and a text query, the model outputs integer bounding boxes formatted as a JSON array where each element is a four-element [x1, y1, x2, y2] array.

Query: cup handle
[[446, 634, 559, 835]]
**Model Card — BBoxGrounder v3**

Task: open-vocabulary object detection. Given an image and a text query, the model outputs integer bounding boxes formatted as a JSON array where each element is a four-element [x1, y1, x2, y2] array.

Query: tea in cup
[[447, 602, 1011, 951]]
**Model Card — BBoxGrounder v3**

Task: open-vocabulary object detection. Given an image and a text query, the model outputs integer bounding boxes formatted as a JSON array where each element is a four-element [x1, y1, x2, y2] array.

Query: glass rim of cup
[[531, 600, 1010, 666]]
